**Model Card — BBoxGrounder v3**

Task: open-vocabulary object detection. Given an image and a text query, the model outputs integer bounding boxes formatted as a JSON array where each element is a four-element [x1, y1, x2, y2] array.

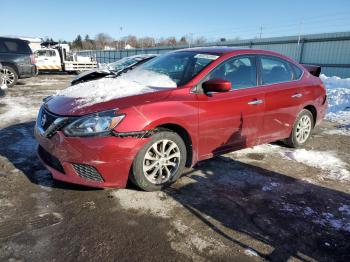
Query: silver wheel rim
[[296, 115, 312, 143], [143, 139, 181, 185], [1, 69, 15, 85]]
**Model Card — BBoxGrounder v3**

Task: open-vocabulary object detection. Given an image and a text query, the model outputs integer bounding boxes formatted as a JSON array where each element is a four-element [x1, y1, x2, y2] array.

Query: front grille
[[38, 146, 65, 174], [72, 164, 104, 182]]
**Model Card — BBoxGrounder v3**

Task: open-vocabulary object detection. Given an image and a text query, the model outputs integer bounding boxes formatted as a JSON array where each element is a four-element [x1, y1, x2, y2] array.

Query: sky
[[2, 0, 350, 42]]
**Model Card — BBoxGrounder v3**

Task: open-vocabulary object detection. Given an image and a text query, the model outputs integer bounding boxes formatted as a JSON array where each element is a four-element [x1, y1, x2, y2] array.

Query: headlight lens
[[63, 110, 125, 137]]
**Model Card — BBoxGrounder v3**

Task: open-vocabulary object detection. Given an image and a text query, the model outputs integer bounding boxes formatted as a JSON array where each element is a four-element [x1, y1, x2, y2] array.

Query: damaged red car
[[35, 47, 327, 191]]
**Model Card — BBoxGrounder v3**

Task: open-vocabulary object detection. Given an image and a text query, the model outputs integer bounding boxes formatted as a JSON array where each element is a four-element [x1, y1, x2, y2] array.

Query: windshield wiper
[[109, 62, 138, 77]]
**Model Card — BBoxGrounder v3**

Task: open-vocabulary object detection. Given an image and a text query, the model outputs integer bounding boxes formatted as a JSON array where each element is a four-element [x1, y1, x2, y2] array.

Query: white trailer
[[34, 45, 97, 73]]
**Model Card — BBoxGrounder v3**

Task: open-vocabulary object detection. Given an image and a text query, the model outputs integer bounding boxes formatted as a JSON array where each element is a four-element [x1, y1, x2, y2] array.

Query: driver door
[[197, 55, 265, 160]]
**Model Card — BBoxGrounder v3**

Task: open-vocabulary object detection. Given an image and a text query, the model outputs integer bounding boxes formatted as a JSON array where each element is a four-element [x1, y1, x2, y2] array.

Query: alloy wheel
[[143, 139, 181, 184], [296, 115, 312, 143], [1, 68, 15, 86]]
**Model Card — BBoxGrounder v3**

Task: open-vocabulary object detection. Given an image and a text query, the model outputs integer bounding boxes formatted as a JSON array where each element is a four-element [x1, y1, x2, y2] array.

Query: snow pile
[[56, 69, 177, 108], [283, 149, 350, 181], [0, 73, 7, 90], [0, 83, 7, 90], [320, 74, 350, 126]]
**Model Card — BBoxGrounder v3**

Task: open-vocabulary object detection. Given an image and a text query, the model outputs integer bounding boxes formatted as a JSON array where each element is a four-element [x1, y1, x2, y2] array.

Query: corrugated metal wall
[[78, 31, 350, 77]]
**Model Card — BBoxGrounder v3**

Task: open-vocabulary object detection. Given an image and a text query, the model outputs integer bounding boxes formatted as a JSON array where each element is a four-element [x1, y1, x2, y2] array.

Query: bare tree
[[125, 35, 137, 48], [179, 36, 188, 45], [82, 34, 95, 50], [194, 36, 207, 45], [95, 33, 114, 49], [137, 37, 155, 48]]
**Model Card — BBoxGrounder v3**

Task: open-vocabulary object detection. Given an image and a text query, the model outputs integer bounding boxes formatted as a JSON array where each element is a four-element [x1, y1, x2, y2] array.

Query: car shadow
[[0, 121, 98, 191]]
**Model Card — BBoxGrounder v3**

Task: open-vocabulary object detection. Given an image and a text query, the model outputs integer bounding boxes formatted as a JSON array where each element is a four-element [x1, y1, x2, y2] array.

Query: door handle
[[291, 93, 303, 98], [248, 99, 264, 105]]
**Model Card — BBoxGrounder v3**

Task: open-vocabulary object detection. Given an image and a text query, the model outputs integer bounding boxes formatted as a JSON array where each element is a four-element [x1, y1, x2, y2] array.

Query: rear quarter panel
[[300, 73, 327, 125]]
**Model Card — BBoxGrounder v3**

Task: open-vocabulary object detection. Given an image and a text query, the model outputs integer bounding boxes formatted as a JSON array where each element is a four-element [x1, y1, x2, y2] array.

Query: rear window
[[35, 50, 56, 57], [290, 63, 303, 79], [261, 56, 293, 84], [1, 39, 32, 54]]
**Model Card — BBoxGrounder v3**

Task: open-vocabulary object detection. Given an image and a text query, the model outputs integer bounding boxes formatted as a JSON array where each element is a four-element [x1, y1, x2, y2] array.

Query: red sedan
[[35, 47, 327, 191]]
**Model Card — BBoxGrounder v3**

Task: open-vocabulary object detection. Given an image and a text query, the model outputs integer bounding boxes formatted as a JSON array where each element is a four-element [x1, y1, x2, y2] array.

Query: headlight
[[63, 110, 125, 137]]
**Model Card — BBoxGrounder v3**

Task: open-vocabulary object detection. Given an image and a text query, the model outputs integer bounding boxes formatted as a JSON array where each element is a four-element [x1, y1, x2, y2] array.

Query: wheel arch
[[303, 105, 317, 127], [0, 62, 19, 75], [156, 123, 193, 167]]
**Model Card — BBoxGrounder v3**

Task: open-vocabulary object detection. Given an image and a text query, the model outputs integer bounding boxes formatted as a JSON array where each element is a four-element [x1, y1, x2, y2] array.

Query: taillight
[[30, 54, 36, 65]]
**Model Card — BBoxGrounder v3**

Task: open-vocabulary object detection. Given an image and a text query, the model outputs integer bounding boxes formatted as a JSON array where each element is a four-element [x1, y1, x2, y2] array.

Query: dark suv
[[0, 37, 37, 87]]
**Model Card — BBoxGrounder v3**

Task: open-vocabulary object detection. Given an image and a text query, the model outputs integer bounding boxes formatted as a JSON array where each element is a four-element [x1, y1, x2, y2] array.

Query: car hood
[[44, 89, 172, 116]]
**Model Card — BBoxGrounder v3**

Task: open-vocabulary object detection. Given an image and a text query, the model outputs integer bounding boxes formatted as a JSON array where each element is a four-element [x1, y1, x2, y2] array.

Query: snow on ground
[[231, 144, 350, 182], [282, 149, 350, 181], [321, 74, 350, 130], [56, 69, 177, 108], [281, 203, 350, 232], [25, 78, 61, 86], [0, 96, 38, 127]]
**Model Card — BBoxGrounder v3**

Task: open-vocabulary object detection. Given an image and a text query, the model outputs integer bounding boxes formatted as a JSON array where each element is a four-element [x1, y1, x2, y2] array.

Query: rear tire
[[284, 109, 314, 148], [1, 66, 18, 87], [130, 130, 187, 191]]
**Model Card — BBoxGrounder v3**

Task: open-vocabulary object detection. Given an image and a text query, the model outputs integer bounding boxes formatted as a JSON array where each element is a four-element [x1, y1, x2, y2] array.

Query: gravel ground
[[0, 74, 349, 262]]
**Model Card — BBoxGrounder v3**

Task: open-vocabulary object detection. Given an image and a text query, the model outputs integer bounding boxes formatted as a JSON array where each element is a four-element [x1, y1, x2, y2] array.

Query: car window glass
[[205, 56, 257, 89], [0, 41, 7, 52], [261, 57, 293, 84], [4, 41, 19, 52], [3, 40, 31, 54], [290, 63, 303, 79]]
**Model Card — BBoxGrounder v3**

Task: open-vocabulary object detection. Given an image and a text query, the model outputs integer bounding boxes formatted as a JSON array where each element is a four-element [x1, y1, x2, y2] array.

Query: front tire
[[1, 66, 18, 87], [130, 130, 187, 191], [284, 109, 314, 148]]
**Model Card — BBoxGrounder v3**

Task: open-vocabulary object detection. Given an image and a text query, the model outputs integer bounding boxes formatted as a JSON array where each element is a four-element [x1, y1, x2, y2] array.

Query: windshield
[[107, 55, 154, 72], [138, 51, 220, 86]]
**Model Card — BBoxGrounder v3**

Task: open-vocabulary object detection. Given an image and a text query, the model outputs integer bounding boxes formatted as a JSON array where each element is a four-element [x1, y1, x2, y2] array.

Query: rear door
[[258, 55, 304, 143], [197, 55, 265, 159], [35, 49, 62, 70]]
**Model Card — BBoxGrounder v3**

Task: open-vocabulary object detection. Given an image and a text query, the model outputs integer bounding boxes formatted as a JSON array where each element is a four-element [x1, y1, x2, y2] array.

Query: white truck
[[34, 44, 97, 73]]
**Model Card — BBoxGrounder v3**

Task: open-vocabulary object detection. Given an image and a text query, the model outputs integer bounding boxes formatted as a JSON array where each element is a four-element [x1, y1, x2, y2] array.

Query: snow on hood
[[55, 69, 177, 108]]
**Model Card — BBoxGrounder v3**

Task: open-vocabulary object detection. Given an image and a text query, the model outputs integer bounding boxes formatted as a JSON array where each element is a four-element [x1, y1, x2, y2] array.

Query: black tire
[[1, 66, 18, 88], [130, 130, 187, 191], [284, 109, 314, 148]]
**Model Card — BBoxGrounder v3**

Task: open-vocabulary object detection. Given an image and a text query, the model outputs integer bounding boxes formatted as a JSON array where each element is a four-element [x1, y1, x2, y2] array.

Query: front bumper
[[34, 126, 150, 188]]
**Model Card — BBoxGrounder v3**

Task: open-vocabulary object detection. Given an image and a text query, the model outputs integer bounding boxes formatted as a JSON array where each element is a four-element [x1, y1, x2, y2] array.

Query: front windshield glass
[[138, 51, 220, 86]]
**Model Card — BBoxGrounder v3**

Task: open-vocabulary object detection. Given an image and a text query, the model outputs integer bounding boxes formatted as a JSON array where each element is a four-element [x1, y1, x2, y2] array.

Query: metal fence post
[[298, 39, 305, 64]]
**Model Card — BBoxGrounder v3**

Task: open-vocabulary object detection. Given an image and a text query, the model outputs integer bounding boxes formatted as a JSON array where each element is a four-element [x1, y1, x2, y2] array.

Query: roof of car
[[176, 46, 250, 55], [0, 36, 29, 43]]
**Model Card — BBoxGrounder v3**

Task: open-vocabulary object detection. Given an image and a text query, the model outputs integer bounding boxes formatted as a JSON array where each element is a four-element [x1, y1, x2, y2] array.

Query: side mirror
[[202, 79, 231, 93]]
